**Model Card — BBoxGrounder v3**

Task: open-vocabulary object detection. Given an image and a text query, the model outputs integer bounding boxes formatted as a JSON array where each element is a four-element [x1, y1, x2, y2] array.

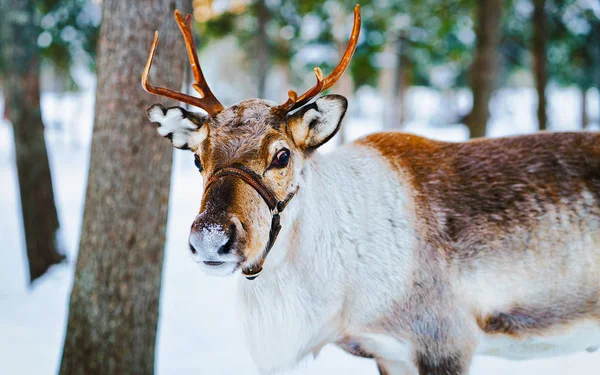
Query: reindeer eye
[[271, 149, 290, 168], [194, 154, 202, 172]]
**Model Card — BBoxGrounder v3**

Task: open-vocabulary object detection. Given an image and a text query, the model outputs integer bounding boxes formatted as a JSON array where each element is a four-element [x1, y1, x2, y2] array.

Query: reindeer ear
[[147, 104, 208, 151], [287, 95, 347, 151]]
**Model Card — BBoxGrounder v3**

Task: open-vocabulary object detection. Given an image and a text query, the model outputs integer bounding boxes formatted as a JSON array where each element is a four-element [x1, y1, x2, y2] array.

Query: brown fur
[[190, 100, 297, 263], [357, 131, 600, 257], [187, 97, 346, 266], [201, 100, 288, 174], [358, 131, 600, 367], [478, 303, 597, 337], [157, 96, 600, 371]]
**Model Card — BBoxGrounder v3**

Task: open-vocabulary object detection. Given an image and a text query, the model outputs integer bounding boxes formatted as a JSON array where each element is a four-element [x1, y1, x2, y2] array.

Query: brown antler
[[141, 10, 224, 115], [276, 4, 361, 113]]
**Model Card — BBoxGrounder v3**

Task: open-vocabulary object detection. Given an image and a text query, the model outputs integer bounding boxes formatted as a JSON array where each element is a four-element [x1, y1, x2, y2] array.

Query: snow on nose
[[189, 224, 229, 260]]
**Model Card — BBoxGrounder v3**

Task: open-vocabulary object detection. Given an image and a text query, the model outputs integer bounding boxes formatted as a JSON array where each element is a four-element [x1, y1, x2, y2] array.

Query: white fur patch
[[189, 223, 228, 258], [148, 105, 208, 150], [237, 145, 416, 373], [313, 96, 344, 134], [477, 319, 600, 360], [353, 333, 413, 362], [189, 222, 242, 276], [293, 95, 346, 148]]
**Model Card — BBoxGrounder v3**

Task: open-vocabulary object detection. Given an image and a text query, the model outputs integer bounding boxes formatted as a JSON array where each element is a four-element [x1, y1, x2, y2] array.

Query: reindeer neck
[[259, 148, 361, 272], [236, 143, 418, 372], [235, 147, 362, 370]]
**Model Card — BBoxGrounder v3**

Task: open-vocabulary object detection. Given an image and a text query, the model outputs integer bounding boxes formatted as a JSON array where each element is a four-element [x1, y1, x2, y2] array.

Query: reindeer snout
[[188, 214, 245, 276], [190, 217, 238, 254]]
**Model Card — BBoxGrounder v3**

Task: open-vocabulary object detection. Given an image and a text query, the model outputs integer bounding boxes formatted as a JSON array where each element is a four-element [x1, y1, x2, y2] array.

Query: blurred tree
[[59, 1, 190, 374], [36, 0, 99, 90], [0, 0, 98, 88], [499, 0, 528, 81], [380, 29, 411, 129], [190, 0, 598, 133], [546, 0, 600, 129], [389, 0, 474, 127], [0, 0, 98, 283], [197, 0, 385, 100], [596, 21, 600, 128], [0, 0, 65, 282], [256, 0, 270, 98], [392, 31, 410, 126], [464, 0, 503, 138], [373, 0, 474, 128], [532, 0, 548, 130], [195, 0, 278, 98]]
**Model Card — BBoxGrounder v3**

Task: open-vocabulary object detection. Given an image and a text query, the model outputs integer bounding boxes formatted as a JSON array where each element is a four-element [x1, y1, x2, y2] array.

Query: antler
[[276, 4, 361, 114], [141, 10, 224, 115]]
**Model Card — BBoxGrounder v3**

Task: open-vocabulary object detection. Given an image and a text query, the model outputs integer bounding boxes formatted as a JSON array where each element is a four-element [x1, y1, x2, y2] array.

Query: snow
[[1, 86, 599, 374]]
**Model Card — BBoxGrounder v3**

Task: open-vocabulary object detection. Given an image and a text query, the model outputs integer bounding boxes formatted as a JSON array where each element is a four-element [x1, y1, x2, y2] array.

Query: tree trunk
[[581, 87, 588, 129], [394, 31, 410, 127], [595, 22, 600, 128], [532, 0, 548, 131], [256, 0, 270, 98], [380, 35, 397, 129], [59, 1, 189, 374], [334, 40, 355, 144], [0, 0, 65, 283], [464, 0, 503, 138], [332, 8, 355, 144]]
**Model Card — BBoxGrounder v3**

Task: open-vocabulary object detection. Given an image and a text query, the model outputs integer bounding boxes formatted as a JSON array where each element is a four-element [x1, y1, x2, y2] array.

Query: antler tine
[[174, 11, 224, 114], [142, 31, 209, 109], [141, 11, 225, 115], [276, 4, 361, 114], [278, 68, 325, 112]]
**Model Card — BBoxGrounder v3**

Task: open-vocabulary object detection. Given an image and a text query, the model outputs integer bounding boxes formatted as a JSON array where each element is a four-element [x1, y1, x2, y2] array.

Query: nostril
[[217, 239, 233, 254], [217, 223, 236, 254], [189, 242, 197, 254], [228, 222, 236, 235]]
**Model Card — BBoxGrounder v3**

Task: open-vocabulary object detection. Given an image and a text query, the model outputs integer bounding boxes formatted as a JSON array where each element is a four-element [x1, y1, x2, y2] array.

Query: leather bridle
[[204, 165, 299, 280]]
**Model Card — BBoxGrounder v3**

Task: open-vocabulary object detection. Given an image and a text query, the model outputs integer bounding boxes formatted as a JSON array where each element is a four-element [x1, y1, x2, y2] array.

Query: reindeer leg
[[376, 359, 418, 375], [414, 352, 471, 375], [377, 362, 389, 375]]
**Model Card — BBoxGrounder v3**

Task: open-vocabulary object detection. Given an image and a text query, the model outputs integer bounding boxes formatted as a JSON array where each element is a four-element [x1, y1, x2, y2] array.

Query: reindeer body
[[239, 131, 600, 374], [142, 7, 600, 374]]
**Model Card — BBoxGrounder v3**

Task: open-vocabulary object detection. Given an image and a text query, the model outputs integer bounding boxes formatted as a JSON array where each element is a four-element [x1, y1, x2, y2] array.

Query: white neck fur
[[237, 145, 416, 373]]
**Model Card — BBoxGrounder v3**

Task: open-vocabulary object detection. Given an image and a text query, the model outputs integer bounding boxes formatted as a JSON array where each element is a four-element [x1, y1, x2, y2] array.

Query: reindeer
[[141, 6, 600, 374]]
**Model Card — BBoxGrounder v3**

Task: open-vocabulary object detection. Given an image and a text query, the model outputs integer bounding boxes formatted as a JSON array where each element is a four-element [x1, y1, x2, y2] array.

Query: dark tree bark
[[532, 0, 548, 131], [59, 1, 189, 374], [393, 31, 409, 127], [595, 22, 600, 128], [581, 87, 588, 129], [256, 0, 270, 98], [333, 16, 355, 144], [464, 0, 503, 138], [0, 0, 65, 282]]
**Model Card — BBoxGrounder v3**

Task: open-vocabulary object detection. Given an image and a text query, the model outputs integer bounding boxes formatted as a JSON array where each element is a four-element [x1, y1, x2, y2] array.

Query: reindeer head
[[142, 7, 360, 279]]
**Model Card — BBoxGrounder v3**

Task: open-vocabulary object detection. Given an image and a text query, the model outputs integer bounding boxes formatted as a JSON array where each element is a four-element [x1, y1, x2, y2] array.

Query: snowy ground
[[1, 86, 600, 374]]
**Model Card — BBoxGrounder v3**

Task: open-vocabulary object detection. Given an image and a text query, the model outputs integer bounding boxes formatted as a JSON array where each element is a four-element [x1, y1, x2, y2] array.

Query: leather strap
[[204, 164, 298, 280], [206, 166, 278, 212]]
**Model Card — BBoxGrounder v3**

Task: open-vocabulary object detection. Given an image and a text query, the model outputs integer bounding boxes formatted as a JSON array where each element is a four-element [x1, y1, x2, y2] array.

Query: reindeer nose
[[189, 214, 244, 259], [217, 221, 237, 255]]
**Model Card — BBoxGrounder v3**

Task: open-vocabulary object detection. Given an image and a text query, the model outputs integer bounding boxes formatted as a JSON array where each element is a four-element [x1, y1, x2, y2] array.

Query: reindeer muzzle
[[204, 165, 298, 280]]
